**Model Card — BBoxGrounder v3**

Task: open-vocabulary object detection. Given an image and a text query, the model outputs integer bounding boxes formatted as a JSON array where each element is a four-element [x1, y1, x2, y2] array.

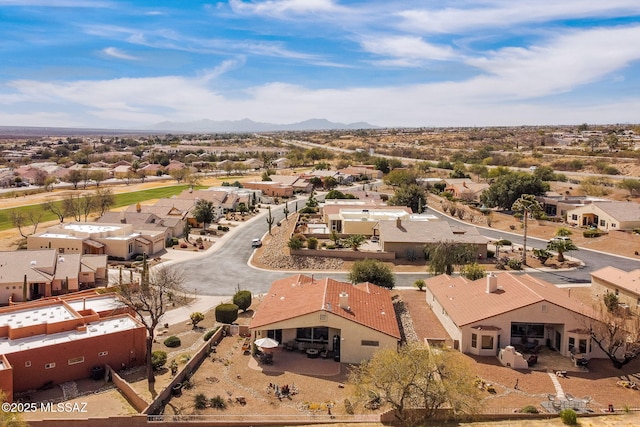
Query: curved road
[[175, 198, 640, 296]]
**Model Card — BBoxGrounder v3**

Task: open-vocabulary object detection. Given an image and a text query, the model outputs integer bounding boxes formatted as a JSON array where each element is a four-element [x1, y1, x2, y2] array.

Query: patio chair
[[320, 348, 328, 358]]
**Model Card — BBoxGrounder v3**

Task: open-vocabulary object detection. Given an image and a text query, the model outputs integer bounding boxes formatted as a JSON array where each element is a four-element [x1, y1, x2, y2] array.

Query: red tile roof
[[250, 274, 400, 339], [426, 272, 595, 326]]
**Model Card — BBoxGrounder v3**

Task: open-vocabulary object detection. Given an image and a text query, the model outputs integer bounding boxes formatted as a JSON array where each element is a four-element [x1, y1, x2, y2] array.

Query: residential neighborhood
[[2, 126, 640, 425]]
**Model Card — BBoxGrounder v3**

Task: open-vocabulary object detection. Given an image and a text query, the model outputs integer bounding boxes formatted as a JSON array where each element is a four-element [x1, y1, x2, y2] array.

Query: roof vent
[[486, 272, 498, 293], [339, 292, 349, 310], [30, 260, 37, 266]]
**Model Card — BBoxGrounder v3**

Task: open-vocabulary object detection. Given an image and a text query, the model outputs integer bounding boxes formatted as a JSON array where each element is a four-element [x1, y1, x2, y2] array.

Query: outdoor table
[[306, 348, 319, 358]]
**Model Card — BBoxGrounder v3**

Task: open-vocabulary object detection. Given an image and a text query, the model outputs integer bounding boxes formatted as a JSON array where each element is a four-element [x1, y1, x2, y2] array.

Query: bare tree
[[118, 264, 186, 385], [63, 193, 82, 221], [10, 209, 43, 238], [79, 193, 96, 221], [44, 199, 70, 223], [94, 188, 114, 217], [587, 300, 640, 369]]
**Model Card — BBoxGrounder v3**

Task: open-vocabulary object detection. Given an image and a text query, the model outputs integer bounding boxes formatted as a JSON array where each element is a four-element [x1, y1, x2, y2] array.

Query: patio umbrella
[[254, 337, 279, 349]]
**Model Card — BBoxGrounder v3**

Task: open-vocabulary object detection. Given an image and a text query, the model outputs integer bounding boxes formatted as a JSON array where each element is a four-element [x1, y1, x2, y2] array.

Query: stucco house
[[566, 201, 640, 231], [424, 272, 605, 362], [376, 218, 488, 259], [443, 179, 490, 202], [28, 222, 166, 260], [0, 291, 145, 401], [590, 266, 640, 308], [0, 249, 107, 303], [250, 274, 400, 364]]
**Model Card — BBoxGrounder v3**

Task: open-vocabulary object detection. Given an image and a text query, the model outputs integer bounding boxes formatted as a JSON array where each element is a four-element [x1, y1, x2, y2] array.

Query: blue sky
[[0, 0, 639, 129]]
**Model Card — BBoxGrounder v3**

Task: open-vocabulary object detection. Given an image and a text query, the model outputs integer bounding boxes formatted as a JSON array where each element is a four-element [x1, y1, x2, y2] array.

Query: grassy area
[[0, 185, 203, 232]]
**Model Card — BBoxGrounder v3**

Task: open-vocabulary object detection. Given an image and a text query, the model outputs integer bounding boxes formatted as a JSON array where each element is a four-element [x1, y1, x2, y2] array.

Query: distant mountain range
[[151, 118, 378, 132]]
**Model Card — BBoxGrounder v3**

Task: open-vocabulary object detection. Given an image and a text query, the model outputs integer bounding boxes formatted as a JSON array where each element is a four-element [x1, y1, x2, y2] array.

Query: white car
[[549, 236, 571, 243], [251, 238, 262, 248]]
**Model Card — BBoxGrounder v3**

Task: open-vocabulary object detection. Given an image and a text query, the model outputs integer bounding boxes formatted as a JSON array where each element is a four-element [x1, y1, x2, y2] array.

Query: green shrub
[[190, 311, 205, 327], [203, 327, 220, 342], [559, 408, 577, 425], [210, 395, 227, 410], [287, 235, 305, 250], [182, 377, 193, 389], [164, 336, 181, 348], [461, 262, 487, 280], [233, 290, 252, 312], [151, 350, 167, 370], [215, 303, 239, 324], [326, 244, 336, 249], [307, 237, 319, 250], [194, 393, 208, 410], [135, 254, 144, 262], [496, 239, 512, 246], [521, 405, 539, 414], [507, 258, 523, 270], [583, 229, 603, 238], [413, 279, 426, 291]]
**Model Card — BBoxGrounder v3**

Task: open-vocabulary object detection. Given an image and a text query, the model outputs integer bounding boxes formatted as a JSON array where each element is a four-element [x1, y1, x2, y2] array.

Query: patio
[[541, 393, 593, 414], [247, 347, 342, 377], [523, 346, 587, 374]]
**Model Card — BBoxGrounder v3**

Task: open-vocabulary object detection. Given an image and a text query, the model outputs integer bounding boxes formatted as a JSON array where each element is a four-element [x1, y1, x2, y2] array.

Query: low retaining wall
[[290, 248, 396, 260], [108, 365, 149, 413], [144, 327, 224, 415]]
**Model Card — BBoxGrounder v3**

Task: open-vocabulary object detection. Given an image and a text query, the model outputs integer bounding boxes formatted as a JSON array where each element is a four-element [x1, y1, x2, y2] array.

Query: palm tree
[[511, 194, 542, 265], [344, 234, 366, 251], [547, 239, 578, 263]]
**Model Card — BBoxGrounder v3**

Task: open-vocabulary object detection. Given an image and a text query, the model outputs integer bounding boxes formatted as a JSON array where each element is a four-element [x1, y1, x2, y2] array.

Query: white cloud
[[229, 0, 340, 16], [199, 58, 246, 82], [102, 47, 139, 61], [360, 35, 458, 64], [397, 1, 640, 34]]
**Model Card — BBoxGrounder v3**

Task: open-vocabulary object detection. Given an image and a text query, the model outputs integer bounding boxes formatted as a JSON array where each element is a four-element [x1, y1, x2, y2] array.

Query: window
[[45, 363, 56, 369], [319, 313, 327, 322], [98, 351, 108, 357], [511, 323, 545, 338], [615, 289, 619, 296], [25, 361, 31, 368], [571, 214, 577, 221], [612, 223, 617, 228], [361, 340, 379, 347], [568, 337, 575, 352], [541, 304, 547, 313], [296, 327, 328, 343], [600, 219, 605, 227], [579, 339, 588, 354], [128, 243, 133, 253], [481, 335, 494, 350], [471, 333, 477, 348], [68, 356, 84, 365]]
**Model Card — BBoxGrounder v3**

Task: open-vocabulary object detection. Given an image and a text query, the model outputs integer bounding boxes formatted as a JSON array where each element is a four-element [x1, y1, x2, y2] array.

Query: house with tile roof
[[566, 201, 640, 231], [250, 274, 400, 364], [425, 272, 606, 361], [590, 266, 640, 308], [443, 178, 490, 202]]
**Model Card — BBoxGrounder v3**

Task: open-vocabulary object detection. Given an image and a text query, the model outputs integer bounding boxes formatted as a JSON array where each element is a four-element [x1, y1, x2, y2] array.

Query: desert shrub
[[210, 395, 227, 410], [326, 244, 336, 249], [299, 206, 317, 214], [164, 336, 181, 348], [287, 235, 305, 250], [495, 261, 506, 270], [194, 393, 208, 410], [344, 398, 354, 415], [182, 377, 193, 389], [190, 312, 205, 327], [414, 279, 426, 291], [495, 239, 512, 246], [559, 408, 577, 425], [307, 237, 319, 249], [135, 255, 144, 262], [583, 229, 603, 238], [151, 350, 167, 370], [203, 327, 220, 342], [460, 262, 487, 280], [233, 290, 252, 312], [507, 258, 523, 270], [521, 405, 539, 414], [215, 303, 239, 324]]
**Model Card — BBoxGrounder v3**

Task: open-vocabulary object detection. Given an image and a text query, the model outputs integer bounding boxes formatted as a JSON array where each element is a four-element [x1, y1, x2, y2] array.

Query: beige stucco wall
[[591, 276, 639, 308], [427, 289, 607, 360], [567, 205, 640, 231], [253, 310, 398, 364], [342, 220, 377, 236], [28, 236, 83, 254]]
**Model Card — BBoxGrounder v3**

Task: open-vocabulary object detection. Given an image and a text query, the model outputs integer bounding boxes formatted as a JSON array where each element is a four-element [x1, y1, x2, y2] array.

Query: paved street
[[169, 200, 640, 297]]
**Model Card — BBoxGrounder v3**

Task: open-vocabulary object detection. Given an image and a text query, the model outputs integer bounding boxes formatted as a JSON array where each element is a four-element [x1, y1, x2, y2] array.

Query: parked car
[[549, 236, 571, 243], [371, 235, 379, 243], [251, 238, 262, 248]]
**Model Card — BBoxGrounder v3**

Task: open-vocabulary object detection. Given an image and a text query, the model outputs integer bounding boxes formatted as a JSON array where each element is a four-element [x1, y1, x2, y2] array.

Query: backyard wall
[[290, 248, 395, 260], [107, 365, 148, 413]]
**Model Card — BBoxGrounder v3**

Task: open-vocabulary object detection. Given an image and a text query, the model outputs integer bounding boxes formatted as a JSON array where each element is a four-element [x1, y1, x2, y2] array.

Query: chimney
[[486, 272, 498, 293], [339, 292, 349, 310], [396, 217, 401, 228]]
